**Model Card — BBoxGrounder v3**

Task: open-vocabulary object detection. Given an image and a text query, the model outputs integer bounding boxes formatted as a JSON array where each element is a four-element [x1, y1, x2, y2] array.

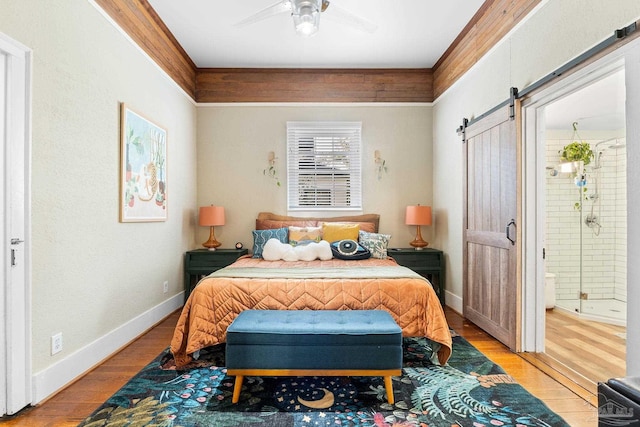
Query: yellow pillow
[[322, 222, 360, 243]]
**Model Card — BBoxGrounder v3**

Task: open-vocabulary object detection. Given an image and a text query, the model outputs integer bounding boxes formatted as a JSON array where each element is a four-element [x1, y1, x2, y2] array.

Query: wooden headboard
[[256, 212, 380, 233]]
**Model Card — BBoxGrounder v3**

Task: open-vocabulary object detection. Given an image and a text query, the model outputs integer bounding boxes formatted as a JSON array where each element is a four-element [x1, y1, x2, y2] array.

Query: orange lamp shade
[[405, 205, 432, 226], [199, 206, 225, 226]]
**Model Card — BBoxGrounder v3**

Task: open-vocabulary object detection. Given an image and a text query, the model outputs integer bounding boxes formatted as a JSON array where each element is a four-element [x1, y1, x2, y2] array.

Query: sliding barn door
[[463, 101, 521, 351]]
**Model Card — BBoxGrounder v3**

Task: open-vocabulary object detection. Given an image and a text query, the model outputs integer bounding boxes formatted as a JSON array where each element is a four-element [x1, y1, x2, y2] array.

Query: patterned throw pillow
[[359, 230, 391, 259], [288, 226, 322, 246], [252, 228, 288, 258]]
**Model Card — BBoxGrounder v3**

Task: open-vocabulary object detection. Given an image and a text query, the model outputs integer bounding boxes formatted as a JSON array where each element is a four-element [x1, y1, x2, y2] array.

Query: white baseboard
[[32, 293, 184, 404], [445, 290, 462, 314]]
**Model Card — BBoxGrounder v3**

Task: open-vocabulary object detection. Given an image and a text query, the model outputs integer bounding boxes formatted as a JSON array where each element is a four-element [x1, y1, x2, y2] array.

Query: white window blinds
[[287, 121, 362, 211]]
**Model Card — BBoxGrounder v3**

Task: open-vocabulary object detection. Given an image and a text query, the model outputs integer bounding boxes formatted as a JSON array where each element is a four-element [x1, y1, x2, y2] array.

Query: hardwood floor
[[1, 311, 181, 427], [546, 308, 626, 385], [519, 307, 626, 401], [1, 308, 598, 426]]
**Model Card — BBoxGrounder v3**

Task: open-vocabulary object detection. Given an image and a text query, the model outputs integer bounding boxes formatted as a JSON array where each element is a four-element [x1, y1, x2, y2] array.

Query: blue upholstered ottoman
[[226, 309, 403, 404]]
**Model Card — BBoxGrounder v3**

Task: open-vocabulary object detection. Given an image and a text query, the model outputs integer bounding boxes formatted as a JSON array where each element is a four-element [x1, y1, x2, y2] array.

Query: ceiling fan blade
[[234, 0, 292, 28], [322, 3, 377, 33]]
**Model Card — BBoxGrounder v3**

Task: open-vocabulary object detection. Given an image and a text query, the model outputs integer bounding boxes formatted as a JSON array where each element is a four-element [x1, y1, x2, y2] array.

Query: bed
[[170, 212, 452, 368]]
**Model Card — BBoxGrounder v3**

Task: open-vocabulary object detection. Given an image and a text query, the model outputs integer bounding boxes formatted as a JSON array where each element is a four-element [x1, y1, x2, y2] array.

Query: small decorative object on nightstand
[[389, 247, 445, 307], [183, 248, 248, 302], [405, 205, 432, 249]]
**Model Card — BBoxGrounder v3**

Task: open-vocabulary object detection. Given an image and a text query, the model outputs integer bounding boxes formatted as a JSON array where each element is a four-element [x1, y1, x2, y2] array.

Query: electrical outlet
[[163, 281, 169, 293], [51, 333, 63, 355]]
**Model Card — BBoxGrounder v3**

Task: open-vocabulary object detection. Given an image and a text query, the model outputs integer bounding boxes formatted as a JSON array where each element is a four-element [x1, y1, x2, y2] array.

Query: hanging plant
[[559, 122, 592, 210], [559, 122, 594, 166], [559, 141, 593, 165]]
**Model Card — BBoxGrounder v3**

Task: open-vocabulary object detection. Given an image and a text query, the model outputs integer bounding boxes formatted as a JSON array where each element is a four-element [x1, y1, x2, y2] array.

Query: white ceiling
[[545, 69, 626, 131], [146, 0, 486, 68], [144, 0, 624, 132]]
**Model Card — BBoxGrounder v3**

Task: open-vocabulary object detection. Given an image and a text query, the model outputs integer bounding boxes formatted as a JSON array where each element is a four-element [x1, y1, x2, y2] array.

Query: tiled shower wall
[[545, 136, 627, 303]]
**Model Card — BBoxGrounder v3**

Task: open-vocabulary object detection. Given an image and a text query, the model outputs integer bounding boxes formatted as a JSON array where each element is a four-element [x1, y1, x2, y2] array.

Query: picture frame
[[119, 104, 167, 222]]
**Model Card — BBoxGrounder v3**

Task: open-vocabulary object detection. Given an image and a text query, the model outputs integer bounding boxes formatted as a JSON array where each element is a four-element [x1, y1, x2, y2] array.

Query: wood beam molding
[[196, 68, 433, 103], [94, 0, 197, 98], [433, 0, 542, 99]]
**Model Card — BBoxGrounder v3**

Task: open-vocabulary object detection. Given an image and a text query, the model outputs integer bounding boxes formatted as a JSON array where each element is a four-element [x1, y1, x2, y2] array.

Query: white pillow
[[262, 238, 332, 261]]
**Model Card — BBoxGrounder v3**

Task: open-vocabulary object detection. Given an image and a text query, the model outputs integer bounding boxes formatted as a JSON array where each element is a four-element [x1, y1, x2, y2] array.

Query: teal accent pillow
[[252, 228, 288, 258], [359, 230, 391, 259]]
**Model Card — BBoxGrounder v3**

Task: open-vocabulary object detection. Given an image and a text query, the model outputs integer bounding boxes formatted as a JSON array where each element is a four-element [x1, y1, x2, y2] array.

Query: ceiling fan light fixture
[[292, 0, 321, 37]]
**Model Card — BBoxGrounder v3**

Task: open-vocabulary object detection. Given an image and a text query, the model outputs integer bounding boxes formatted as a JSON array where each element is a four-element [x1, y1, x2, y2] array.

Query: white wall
[[196, 105, 434, 250], [432, 0, 640, 373], [0, 0, 198, 401], [2, 0, 639, 403]]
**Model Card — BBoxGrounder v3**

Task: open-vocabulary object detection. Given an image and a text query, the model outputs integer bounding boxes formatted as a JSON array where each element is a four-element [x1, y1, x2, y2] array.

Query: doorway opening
[[521, 40, 637, 397], [543, 69, 626, 329], [542, 67, 627, 386]]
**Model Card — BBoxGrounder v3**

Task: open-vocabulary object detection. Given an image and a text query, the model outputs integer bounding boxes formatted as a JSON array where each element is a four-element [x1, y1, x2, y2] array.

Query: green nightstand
[[183, 248, 248, 302], [388, 247, 445, 307]]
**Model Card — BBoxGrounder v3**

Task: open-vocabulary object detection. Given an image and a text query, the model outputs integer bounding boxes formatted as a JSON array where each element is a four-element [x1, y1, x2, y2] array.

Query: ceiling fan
[[235, 0, 378, 37]]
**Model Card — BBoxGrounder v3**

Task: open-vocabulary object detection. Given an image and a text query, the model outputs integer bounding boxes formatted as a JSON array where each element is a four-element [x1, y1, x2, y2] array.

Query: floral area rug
[[78, 331, 569, 426]]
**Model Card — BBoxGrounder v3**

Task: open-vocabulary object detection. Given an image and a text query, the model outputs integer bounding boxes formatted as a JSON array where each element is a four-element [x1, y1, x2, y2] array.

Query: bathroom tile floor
[[555, 298, 626, 324]]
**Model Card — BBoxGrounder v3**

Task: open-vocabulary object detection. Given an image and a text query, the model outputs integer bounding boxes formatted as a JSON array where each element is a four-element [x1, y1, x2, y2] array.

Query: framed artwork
[[120, 104, 167, 222]]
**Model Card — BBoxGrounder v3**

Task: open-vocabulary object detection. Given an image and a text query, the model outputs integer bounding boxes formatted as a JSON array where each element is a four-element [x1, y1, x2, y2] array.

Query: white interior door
[[0, 32, 32, 417]]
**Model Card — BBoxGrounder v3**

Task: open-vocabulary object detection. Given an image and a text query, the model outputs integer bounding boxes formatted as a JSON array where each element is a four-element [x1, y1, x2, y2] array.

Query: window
[[287, 121, 362, 211]]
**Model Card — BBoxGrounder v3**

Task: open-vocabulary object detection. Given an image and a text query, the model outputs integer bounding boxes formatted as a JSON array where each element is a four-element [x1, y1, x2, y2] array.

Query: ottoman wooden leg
[[384, 375, 394, 404], [232, 375, 244, 403]]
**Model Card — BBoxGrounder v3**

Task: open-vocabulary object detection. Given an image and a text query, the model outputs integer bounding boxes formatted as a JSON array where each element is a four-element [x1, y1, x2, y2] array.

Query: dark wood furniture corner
[[389, 248, 445, 307], [184, 248, 248, 302]]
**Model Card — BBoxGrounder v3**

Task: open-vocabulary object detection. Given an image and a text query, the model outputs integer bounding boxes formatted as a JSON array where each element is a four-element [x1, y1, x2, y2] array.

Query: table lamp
[[405, 205, 432, 250], [199, 205, 225, 250]]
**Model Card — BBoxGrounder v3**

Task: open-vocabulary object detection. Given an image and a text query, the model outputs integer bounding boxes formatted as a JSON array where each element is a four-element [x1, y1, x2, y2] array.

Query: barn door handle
[[505, 219, 516, 245]]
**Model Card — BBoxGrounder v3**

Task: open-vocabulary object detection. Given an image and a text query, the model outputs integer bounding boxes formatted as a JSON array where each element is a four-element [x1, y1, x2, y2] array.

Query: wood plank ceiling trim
[[94, 0, 197, 98], [95, 0, 539, 103], [196, 68, 433, 103], [433, 0, 542, 99]]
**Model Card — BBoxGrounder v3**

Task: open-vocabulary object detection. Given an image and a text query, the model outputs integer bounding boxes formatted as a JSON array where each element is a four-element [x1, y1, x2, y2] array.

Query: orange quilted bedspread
[[170, 256, 452, 367]]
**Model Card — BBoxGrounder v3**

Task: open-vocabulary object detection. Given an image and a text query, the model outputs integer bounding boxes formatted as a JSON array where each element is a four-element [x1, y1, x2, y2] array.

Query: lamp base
[[409, 240, 428, 250], [409, 225, 428, 250], [202, 241, 221, 250], [202, 226, 221, 250]]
